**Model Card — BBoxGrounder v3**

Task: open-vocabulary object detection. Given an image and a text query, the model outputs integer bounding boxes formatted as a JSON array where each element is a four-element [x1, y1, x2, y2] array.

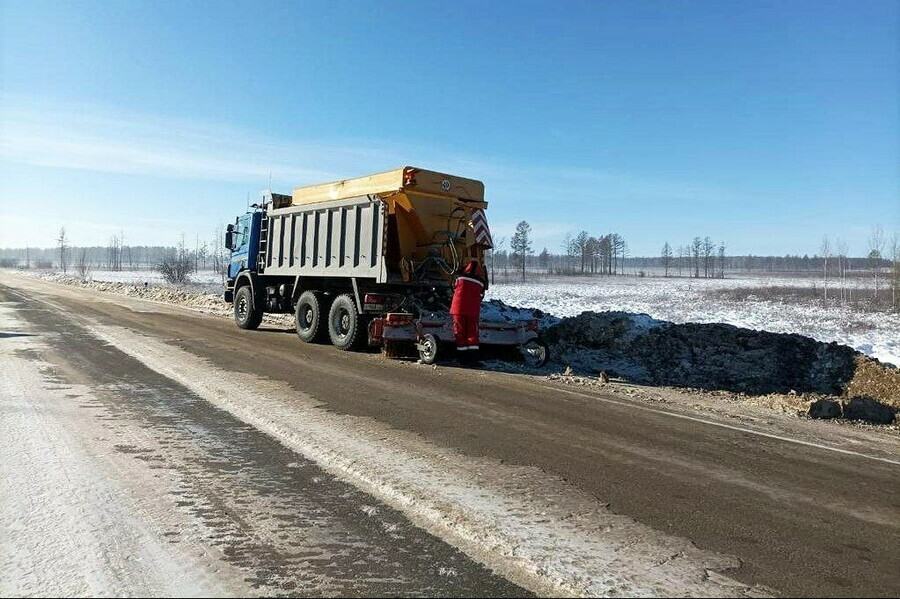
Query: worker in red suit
[[450, 260, 485, 363]]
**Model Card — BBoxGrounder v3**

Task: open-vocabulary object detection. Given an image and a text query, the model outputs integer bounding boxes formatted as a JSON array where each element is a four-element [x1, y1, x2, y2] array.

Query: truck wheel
[[328, 294, 364, 350], [522, 338, 549, 368], [295, 291, 327, 343], [234, 285, 263, 330], [418, 334, 439, 365]]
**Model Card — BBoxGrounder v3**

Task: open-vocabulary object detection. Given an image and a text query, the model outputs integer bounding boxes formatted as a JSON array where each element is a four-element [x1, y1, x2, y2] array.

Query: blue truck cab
[[227, 211, 262, 280], [223, 210, 262, 304]]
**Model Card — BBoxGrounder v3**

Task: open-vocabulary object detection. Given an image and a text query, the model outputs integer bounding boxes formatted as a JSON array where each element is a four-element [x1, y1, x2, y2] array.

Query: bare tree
[[598, 235, 612, 275], [717, 242, 726, 278], [211, 226, 226, 283], [612, 234, 627, 275], [585, 237, 599, 274], [869, 226, 885, 302], [820, 236, 831, 303], [702, 237, 714, 278], [661, 242, 673, 277], [560, 232, 574, 274], [156, 238, 195, 284], [76, 248, 92, 280], [57, 227, 69, 274], [835, 238, 848, 304], [677, 245, 688, 277], [691, 237, 702, 278], [490, 237, 506, 285], [574, 230, 589, 273], [107, 233, 123, 271], [510, 221, 533, 282], [890, 232, 899, 312]]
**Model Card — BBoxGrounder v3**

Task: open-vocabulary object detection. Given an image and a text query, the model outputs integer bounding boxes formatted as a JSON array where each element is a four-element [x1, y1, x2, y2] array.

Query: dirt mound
[[545, 311, 898, 422]]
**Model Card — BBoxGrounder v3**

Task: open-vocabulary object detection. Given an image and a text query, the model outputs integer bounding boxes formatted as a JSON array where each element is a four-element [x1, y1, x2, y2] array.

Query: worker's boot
[[457, 349, 475, 366]]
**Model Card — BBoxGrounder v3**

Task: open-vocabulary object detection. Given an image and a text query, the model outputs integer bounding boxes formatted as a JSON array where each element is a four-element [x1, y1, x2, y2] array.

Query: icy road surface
[[0, 300, 524, 597]]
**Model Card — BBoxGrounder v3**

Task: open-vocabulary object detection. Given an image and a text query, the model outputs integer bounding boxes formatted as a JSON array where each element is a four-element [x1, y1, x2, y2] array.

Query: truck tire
[[234, 285, 263, 330], [327, 294, 365, 350], [418, 333, 440, 365], [521, 338, 550, 368], [295, 291, 327, 343]]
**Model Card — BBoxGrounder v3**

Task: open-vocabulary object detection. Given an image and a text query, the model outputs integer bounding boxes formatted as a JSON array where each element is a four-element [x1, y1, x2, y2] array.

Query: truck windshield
[[233, 217, 250, 250]]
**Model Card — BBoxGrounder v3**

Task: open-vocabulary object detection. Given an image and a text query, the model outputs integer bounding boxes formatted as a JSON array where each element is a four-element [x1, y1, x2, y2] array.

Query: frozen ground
[[486, 275, 900, 367]]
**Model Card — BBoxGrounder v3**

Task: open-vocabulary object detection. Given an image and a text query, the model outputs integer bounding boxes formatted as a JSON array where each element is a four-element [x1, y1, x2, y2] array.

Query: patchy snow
[[0, 304, 247, 597], [487, 276, 900, 367]]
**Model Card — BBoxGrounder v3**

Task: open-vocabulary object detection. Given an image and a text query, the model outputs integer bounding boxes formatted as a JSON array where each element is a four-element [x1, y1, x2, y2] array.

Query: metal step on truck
[[223, 166, 548, 367]]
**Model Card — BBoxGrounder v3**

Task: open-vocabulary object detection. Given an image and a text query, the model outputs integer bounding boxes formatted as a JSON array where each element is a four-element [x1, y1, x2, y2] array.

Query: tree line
[[0, 227, 231, 284], [5, 222, 897, 310]]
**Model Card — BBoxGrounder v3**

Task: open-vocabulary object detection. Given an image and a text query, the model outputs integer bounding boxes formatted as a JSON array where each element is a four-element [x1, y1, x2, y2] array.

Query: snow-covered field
[[81, 269, 224, 290], [486, 275, 900, 367]]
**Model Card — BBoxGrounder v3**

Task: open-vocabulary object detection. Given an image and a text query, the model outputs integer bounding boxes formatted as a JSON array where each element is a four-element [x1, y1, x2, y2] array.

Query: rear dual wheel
[[328, 294, 366, 351], [295, 291, 329, 343]]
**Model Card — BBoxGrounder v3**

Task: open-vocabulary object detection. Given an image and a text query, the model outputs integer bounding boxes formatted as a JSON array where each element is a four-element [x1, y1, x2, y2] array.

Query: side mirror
[[225, 230, 233, 250]]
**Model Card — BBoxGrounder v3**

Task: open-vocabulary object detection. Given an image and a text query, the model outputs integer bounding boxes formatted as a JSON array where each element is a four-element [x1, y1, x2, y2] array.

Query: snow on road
[[486, 276, 900, 367], [0, 304, 245, 597]]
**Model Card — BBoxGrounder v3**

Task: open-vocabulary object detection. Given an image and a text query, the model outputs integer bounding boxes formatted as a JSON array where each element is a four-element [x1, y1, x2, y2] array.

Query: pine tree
[[511, 221, 533, 281]]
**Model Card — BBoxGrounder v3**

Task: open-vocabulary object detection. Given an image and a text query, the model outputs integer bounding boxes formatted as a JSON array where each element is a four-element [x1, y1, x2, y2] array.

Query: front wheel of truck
[[328, 294, 365, 350], [234, 285, 263, 330]]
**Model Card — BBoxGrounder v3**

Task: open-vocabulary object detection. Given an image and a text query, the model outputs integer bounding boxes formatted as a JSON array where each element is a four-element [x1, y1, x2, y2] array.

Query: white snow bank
[[487, 277, 900, 367]]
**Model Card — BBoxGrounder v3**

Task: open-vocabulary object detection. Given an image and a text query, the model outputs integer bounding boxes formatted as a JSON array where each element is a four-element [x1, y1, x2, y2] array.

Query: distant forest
[[0, 244, 890, 276], [0, 245, 226, 272], [1, 222, 895, 282]]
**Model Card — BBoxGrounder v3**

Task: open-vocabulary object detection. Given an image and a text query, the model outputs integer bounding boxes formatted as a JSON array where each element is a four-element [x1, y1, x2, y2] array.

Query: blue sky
[[1, 0, 898, 255]]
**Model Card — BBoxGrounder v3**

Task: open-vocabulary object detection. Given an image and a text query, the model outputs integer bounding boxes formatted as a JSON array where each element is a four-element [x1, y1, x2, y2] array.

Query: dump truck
[[223, 166, 548, 366]]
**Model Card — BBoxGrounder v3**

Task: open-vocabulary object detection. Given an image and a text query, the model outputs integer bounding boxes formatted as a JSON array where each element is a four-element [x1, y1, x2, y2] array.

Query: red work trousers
[[452, 314, 479, 351]]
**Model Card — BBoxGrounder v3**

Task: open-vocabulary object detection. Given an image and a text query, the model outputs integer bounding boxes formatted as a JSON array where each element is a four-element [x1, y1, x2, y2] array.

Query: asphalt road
[[2, 275, 898, 597]]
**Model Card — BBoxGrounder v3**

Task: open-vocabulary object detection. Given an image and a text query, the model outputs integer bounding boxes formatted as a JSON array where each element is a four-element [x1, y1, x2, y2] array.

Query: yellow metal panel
[[404, 168, 485, 202], [291, 168, 406, 205], [291, 166, 485, 206]]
